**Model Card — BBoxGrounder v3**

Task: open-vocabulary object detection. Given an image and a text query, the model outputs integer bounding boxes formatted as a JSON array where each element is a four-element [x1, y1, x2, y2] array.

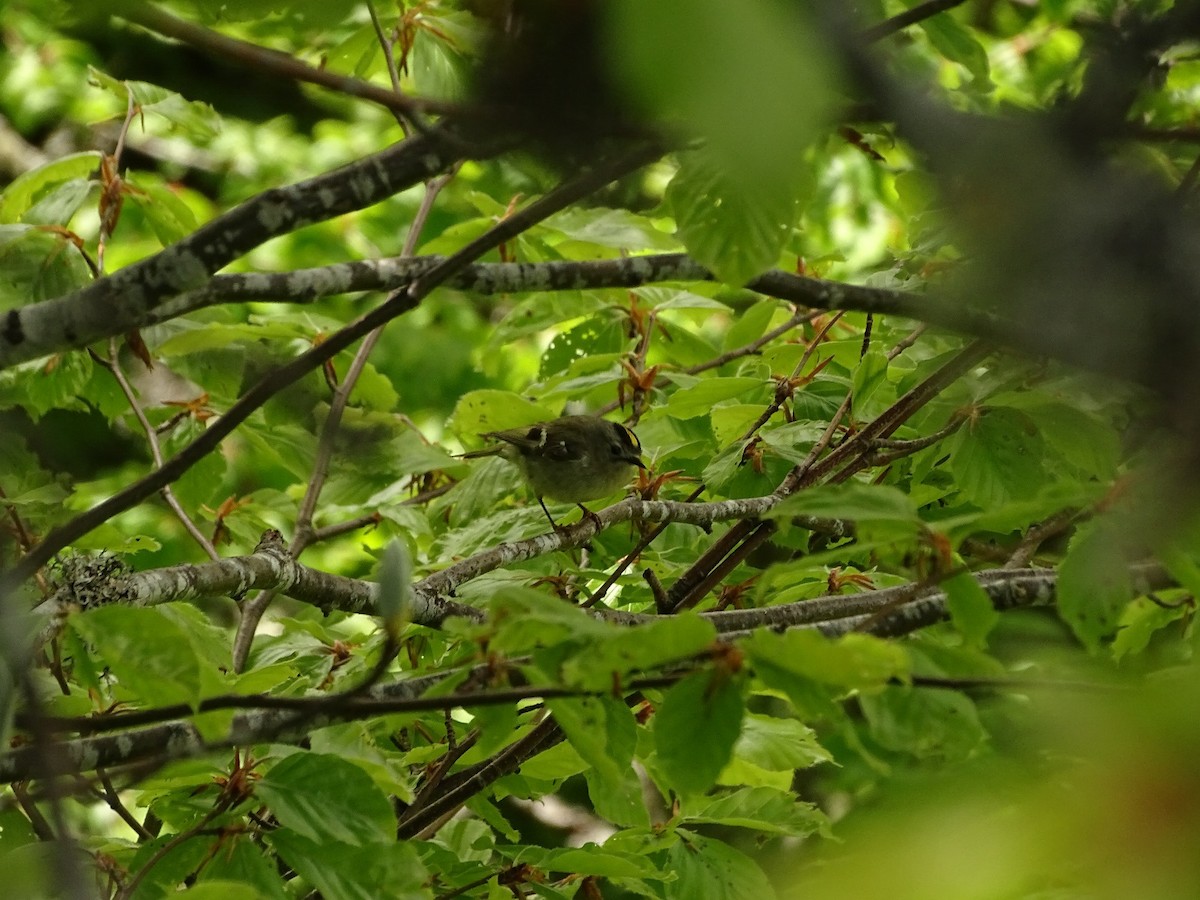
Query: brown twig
[[861, 0, 970, 43], [120, 2, 456, 121]]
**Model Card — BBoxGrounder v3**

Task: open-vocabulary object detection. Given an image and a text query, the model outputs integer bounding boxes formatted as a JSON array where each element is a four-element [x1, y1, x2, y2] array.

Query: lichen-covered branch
[[0, 122, 508, 369], [2, 562, 1169, 783]]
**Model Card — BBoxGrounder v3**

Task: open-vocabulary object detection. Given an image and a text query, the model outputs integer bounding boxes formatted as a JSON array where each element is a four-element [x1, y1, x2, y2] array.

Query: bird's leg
[[576, 503, 604, 532], [538, 497, 566, 532]]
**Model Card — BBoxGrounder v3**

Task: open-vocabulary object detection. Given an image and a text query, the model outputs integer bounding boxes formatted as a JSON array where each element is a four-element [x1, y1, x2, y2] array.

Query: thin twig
[[96, 341, 219, 559], [862, 0, 969, 43], [120, 2, 455, 119]]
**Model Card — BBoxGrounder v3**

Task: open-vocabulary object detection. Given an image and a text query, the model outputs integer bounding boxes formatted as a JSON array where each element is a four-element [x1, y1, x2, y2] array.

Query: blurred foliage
[[1, 1, 1199, 898]]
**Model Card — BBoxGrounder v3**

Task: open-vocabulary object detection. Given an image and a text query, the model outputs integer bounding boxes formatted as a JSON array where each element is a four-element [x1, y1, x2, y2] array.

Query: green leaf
[[533, 846, 659, 879], [724, 299, 784, 351], [88, 66, 222, 139], [665, 377, 768, 420], [488, 587, 609, 655], [173, 882, 266, 900], [744, 630, 910, 690], [154, 320, 312, 356], [668, 832, 777, 900], [667, 148, 801, 287], [584, 766, 650, 827], [655, 670, 745, 795], [70, 606, 205, 710], [546, 695, 636, 785], [860, 684, 986, 761], [17, 352, 92, 419], [948, 408, 1047, 508], [268, 831, 430, 900], [769, 482, 920, 523], [731, 713, 831, 773], [702, 440, 748, 491], [0, 152, 101, 223], [851, 346, 890, 419], [1003, 399, 1119, 480], [0, 226, 93, 309], [256, 752, 395, 846], [23, 178, 96, 226], [635, 286, 729, 311], [540, 315, 628, 378], [942, 570, 1000, 648], [562, 614, 716, 689], [1057, 519, 1133, 652], [542, 206, 679, 251], [127, 176, 201, 245], [686, 786, 828, 837], [610, 0, 833, 213], [920, 15, 992, 88], [346, 361, 400, 412], [1112, 594, 1193, 661], [376, 539, 413, 628], [449, 390, 557, 440]]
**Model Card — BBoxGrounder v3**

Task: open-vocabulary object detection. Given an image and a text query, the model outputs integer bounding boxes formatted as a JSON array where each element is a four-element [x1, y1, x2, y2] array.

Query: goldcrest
[[460, 414, 644, 527]]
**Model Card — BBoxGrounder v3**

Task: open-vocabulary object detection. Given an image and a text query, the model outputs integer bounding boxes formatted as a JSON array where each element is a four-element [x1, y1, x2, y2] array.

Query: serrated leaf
[[1112, 594, 1193, 661], [155, 321, 312, 356], [127, 177, 200, 246], [743, 630, 909, 690], [171, 882, 263, 900], [268, 831, 428, 900], [535, 846, 658, 879], [450, 390, 557, 440], [562, 614, 716, 689], [547, 695, 636, 784], [88, 67, 221, 139], [23, 179, 96, 227], [543, 206, 679, 250], [731, 713, 831, 773], [667, 149, 800, 287], [0, 152, 101, 224], [346, 361, 399, 411], [1012, 400, 1119, 480], [943, 570, 1000, 647], [541, 315, 627, 378], [702, 441, 747, 490], [611, 0, 832, 245], [687, 786, 828, 837], [256, 753, 395, 846], [666, 377, 766, 420], [584, 766, 650, 827], [769, 482, 920, 523], [668, 832, 777, 900], [1057, 520, 1133, 652], [851, 347, 890, 419], [70, 606, 205, 710], [0, 227, 93, 309], [948, 407, 1046, 508], [860, 684, 985, 760], [634, 286, 729, 311], [920, 15, 992, 88], [655, 670, 745, 795]]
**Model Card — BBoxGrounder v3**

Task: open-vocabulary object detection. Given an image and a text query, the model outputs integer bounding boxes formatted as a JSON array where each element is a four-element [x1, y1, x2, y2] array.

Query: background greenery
[[2, 1, 1200, 898]]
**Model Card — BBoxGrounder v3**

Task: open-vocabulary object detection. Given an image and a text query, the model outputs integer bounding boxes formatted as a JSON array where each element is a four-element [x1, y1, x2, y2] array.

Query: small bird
[[460, 414, 645, 529]]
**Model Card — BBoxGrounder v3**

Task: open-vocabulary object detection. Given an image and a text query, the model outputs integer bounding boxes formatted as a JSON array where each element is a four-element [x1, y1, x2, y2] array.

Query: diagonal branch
[[0, 142, 663, 594], [2, 562, 1171, 784], [0, 121, 508, 369]]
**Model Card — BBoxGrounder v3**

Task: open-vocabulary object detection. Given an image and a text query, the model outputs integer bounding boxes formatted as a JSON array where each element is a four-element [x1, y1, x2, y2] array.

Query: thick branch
[[0, 121, 507, 369], [35, 530, 482, 647], [2, 562, 1170, 782]]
